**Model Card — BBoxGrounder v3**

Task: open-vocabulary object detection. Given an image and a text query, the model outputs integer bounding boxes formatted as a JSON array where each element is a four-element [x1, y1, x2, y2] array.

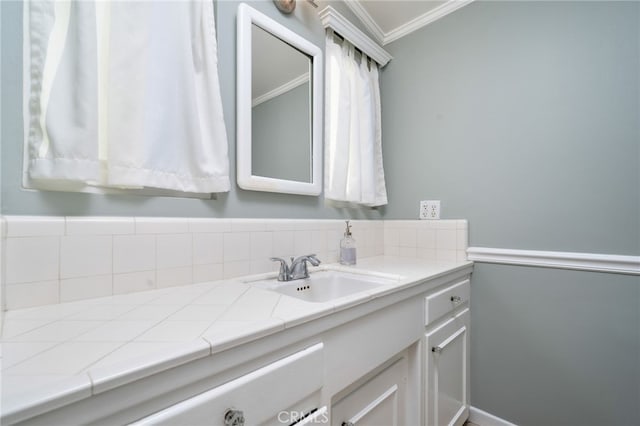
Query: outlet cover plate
[[420, 200, 440, 220]]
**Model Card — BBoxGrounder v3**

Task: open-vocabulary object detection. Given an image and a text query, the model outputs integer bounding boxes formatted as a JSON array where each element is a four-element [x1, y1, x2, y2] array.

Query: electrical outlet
[[419, 200, 440, 220]]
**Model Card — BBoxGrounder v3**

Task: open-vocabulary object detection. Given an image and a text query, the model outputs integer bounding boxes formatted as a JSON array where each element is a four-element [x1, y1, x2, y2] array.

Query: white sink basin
[[249, 270, 398, 303]]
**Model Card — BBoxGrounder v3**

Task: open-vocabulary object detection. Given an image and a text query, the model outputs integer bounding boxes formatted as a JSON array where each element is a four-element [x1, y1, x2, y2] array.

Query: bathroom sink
[[249, 270, 398, 303]]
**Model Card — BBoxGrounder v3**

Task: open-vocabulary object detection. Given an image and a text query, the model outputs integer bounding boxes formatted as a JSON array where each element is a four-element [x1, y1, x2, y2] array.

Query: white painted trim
[[467, 247, 640, 275], [469, 406, 518, 426], [383, 0, 475, 45], [340, 0, 475, 46], [318, 6, 392, 67], [342, 0, 385, 44], [237, 3, 323, 196], [252, 72, 309, 107]]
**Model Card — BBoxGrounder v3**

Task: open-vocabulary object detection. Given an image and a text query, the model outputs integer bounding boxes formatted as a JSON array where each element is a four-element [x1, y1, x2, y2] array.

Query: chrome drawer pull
[[432, 326, 467, 355], [224, 408, 245, 426], [450, 295, 462, 303]]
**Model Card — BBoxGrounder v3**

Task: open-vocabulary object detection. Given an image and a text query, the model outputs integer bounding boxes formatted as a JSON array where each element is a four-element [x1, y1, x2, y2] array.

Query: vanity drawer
[[131, 343, 324, 426], [425, 279, 470, 325]]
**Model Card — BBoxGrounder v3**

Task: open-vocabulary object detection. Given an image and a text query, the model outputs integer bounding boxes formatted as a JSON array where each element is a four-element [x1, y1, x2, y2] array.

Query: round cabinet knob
[[450, 295, 462, 303], [224, 409, 245, 426]]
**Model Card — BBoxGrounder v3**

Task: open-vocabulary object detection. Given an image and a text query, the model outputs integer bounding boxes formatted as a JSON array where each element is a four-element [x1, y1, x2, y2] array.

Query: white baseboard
[[469, 406, 518, 426]]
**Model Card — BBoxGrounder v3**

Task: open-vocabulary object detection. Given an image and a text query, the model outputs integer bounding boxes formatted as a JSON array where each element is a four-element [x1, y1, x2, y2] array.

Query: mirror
[[237, 3, 323, 195], [251, 24, 311, 183]]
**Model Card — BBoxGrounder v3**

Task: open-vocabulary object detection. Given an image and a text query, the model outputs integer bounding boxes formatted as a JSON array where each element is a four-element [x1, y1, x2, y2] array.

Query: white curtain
[[24, 0, 230, 194], [324, 30, 387, 207]]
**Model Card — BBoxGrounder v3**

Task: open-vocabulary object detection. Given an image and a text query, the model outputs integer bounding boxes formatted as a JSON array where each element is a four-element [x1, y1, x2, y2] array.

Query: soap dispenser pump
[[340, 220, 357, 265]]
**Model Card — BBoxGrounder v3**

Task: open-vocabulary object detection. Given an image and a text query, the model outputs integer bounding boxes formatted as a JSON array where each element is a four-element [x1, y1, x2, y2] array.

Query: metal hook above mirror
[[273, 0, 296, 14]]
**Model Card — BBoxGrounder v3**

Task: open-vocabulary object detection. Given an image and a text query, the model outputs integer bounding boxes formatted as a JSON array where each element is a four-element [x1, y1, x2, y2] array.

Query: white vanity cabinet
[[130, 343, 325, 426], [4, 263, 473, 426], [331, 354, 409, 426], [321, 292, 423, 426], [424, 279, 471, 426]]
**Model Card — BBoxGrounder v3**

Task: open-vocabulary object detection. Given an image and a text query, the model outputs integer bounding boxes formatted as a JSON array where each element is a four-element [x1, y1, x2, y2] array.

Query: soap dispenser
[[340, 220, 357, 265]]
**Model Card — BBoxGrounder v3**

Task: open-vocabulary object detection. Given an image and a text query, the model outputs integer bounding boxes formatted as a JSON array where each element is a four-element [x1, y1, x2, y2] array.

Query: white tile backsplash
[[384, 219, 468, 262], [399, 228, 418, 248], [223, 260, 251, 279], [135, 218, 190, 234], [1, 216, 468, 310], [6, 237, 59, 284], [60, 236, 112, 279], [193, 233, 224, 265], [417, 228, 437, 249], [193, 264, 223, 283], [230, 219, 268, 232], [65, 217, 134, 235], [4, 216, 65, 237], [157, 234, 192, 268], [6, 281, 59, 310], [293, 230, 313, 254], [113, 235, 156, 273], [272, 231, 295, 258], [60, 275, 112, 303], [223, 233, 251, 262], [437, 249, 458, 263], [311, 230, 328, 254], [157, 266, 192, 289], [188, 218, 232, 233], [436, 229, 457, 250], [250, 232, 273, 260], [250, 258, 274, 275], [113, 270, 156, 295]]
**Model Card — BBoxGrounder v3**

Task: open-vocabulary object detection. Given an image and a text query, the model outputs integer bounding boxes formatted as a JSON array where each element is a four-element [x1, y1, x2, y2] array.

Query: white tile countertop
[[1, 256, 472, 423]]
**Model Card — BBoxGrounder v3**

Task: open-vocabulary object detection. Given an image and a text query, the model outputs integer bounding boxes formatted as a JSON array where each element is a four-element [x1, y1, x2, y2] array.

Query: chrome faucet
[[270, 254, 321, 281]]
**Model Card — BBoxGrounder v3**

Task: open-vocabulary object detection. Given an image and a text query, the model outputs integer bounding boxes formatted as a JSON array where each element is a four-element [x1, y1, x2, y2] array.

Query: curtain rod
[[318, 6, 392, 67]]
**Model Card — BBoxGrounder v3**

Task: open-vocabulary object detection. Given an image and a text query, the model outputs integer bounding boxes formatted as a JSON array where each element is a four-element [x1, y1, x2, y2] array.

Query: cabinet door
[[131, 343, 324, 426], [425, 309, 469, 426], [331, 355, 408, 426]]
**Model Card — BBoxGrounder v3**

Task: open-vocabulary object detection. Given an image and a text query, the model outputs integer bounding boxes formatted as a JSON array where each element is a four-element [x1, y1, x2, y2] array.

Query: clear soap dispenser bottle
[[340, 220, 357, 265]]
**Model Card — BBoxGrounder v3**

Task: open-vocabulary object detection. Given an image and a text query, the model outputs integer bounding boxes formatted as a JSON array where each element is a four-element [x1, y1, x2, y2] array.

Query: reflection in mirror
[[251, 24, 311, 183], [237, 3, 322, 196]]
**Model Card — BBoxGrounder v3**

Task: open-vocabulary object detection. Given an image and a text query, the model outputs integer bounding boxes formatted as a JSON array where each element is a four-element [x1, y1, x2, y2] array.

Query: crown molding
[[467, 247, 640, 275], [340, 0, 475, 46], [383, 0, 475, 45], [252, 72, 309, 107], [319, 6, 392, 67], [342, 0, 385, 45]]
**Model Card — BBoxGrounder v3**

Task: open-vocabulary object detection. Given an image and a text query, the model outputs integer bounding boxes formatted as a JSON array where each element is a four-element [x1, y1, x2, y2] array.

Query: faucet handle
[[270, 257, 290, 281], [292, 254, 319, 264], [305, 254, 321, 266]]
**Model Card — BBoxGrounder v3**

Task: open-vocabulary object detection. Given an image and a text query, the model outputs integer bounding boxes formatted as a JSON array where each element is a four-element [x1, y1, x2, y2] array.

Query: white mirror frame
[[237, 3, 323, 196]]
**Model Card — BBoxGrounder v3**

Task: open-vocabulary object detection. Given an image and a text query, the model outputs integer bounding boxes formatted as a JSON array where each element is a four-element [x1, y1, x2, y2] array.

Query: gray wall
[[471, 264, 639, 426], [252, 83, 311, 182], [0, 0, 382, 219], [380, 1, 639, 425], [381, 0, 639, 256]]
